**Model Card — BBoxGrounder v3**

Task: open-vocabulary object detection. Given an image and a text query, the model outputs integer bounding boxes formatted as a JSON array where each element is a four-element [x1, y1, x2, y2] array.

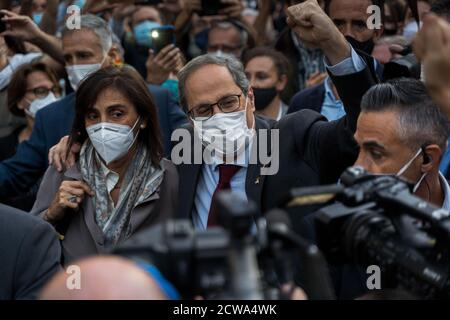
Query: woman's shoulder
[[160, 158, 179, 182]]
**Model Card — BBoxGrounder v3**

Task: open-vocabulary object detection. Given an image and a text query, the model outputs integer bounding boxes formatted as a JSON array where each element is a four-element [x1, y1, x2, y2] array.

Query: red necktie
[[207, 164, 241, 227]]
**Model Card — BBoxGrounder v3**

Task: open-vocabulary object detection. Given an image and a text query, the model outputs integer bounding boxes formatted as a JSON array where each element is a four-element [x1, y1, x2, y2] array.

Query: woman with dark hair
[[0, 61, 61, 161], [243, 46, 291, 120], [0, 34, 42, 139], [32, 66, 179, 265]]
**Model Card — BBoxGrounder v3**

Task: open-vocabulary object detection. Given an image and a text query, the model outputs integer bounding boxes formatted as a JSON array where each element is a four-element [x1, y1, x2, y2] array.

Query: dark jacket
[[31, 158, 179, 265], [288, 82, 325, 115], [0, 85, 187, 200], [0, 204, 61, 300], [288, 57, 384, 115]]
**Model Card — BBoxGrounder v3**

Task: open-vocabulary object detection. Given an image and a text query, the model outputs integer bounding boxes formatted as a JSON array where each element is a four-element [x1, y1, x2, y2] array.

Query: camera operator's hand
[[413, 14, 450, 118], [45, 180, 94, 224], [286, 0, 350, 65], [48, 136, 80, 172], [0, 10, 42, 42], [219, 0, 244, 19], [146, 44, 182, 85]]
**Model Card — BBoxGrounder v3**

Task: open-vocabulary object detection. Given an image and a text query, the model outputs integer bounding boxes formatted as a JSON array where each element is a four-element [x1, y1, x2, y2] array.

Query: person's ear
[[16, 98, 28, 111], [374, 26, 384, 41], [276, 74, 288, 92], [247, 87, 255, 113], [107, 46, 122, 67], [421, 144, 442, 173]]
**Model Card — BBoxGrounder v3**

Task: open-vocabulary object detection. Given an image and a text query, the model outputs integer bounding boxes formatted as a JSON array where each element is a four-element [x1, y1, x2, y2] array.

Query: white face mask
[[396, 148, 427, 193], [192, 97, 255, 159], [65, 55, 107, 90], [25, 92, 59, 118], [25, 91, 59, 118], [86, 118, 140, 165]]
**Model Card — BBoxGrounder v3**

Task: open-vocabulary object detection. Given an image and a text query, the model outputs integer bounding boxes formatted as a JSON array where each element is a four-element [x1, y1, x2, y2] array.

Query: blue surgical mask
[[133, 21, 161, 47], [73, 0, 86, 9], [32, 12, 43, 25]]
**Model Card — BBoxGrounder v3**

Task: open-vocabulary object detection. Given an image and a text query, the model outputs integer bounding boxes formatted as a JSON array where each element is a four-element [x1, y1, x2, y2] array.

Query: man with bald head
[[40, 256, 173, 300]]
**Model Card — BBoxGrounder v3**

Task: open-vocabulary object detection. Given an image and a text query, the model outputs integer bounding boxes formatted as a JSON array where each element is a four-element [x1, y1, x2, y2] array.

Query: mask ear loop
[[396, 148, 423, 177]]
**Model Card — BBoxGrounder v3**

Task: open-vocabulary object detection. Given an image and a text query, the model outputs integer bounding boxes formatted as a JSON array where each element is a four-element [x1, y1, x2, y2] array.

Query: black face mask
[[345, 36, 375, 55], [384, 28, 398, 36], [253, 87, 278, 111]]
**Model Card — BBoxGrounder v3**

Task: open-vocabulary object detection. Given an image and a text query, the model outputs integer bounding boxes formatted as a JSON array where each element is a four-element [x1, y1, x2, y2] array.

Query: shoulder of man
[[288, 83, 326, 114], [35, 92, 76, 119]]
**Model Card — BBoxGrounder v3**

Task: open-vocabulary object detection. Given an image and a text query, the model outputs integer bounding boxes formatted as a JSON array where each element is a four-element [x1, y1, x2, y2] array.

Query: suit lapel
[[245, 116, 272, 214], [176, 125, 203, 221]]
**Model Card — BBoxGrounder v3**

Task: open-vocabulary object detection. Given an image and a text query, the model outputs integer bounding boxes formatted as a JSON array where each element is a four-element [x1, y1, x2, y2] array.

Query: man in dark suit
[[174, 0, 378, 236], [0, 204, 61, 300], [288, 0, 384, 118], [0, 14, 187, 203]]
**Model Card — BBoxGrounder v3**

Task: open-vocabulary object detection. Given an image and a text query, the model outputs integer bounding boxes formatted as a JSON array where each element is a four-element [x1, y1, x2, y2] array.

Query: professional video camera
[[285, 166, 450, 299], [114, 192, 335, 300]]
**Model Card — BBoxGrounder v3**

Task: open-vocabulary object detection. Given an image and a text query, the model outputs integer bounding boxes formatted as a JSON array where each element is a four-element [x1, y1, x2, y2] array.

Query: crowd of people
[[1, 0, 450, 300]]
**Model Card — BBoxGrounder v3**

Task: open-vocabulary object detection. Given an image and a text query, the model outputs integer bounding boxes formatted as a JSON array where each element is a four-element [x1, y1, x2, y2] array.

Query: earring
[[140, 124, 145, 129]]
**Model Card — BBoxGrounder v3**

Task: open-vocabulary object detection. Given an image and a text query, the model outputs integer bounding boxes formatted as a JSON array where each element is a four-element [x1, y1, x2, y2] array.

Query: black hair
[[361, 78, 450, 150], [324, 0, 386, 24], [431, 0, 450, 22]]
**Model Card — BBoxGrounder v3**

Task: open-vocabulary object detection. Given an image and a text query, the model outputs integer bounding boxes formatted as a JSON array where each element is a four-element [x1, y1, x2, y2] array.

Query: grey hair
[[177, 53, 250, 110], [361, 78, 450, 151], [209, 21, 248, 48], [62, 14, 113, 53]]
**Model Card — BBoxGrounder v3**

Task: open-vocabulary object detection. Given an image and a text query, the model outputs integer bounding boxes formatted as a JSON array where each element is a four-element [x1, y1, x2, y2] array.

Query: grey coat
[[31, 158, 179, 265]]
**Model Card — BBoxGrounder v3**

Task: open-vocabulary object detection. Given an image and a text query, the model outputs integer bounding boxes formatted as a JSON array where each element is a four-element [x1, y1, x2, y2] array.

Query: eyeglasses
[[26, 86, 60, 98], [188, 94, 242, 121]]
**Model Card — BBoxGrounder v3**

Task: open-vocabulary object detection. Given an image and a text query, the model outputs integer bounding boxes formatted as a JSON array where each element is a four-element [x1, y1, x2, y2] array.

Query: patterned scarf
[[79, 141, 164, 247]]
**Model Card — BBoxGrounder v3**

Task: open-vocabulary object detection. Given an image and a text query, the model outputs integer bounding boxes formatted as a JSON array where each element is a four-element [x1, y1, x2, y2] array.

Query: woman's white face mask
[[25, 92, 59, 118], [86, 117, 141, 165]]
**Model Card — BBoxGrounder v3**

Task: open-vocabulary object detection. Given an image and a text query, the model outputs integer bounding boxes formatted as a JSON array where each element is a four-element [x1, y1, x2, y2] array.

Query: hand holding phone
[[146, 44, 182, 85], [150, 25, 175, 54]]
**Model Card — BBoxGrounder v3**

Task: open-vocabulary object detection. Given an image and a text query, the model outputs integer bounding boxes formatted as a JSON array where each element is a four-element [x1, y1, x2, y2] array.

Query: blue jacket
[[0, 85, 187, 199]]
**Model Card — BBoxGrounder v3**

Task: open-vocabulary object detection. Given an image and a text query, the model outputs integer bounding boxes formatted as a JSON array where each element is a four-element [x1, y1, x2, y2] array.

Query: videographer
[[354, 78, 450, 210]]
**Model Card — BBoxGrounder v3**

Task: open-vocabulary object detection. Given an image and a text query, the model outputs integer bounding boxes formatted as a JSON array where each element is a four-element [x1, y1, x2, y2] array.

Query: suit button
[[97, 240, 104, 246]]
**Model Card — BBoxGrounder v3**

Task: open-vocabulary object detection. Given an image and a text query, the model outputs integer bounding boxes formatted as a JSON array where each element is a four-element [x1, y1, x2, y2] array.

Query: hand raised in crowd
[[45, 180, 94, 224], [146, 44, 183, 85], [157, 0, 184, 15], [286, 0, 350, 65], [0, 36, 8, 70], [180, 0, 202, 14], [0, 9, 41, 42], [306, 71, 328, 88], [413, 13, 450, 119], [219, 0, 245, 19], [48, 135, 80, 172]]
